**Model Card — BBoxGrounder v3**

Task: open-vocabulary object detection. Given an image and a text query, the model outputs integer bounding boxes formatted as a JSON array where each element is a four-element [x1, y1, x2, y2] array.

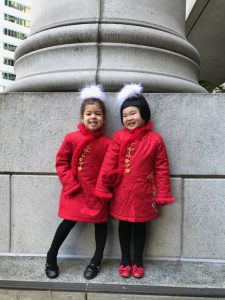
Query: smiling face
[[81, 103, 104, 131], [122, 106, 145, 130]]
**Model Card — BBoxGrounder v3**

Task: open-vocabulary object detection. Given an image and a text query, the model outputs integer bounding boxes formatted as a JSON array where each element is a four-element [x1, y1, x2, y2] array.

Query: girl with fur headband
[[95, 84, 174, 278], [45, 84, 110, 280]]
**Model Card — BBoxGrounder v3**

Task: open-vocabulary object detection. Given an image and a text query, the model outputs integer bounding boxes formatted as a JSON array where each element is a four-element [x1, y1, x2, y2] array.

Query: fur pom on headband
[[117, 83, 143, 105], [80, 84, 106, 101]]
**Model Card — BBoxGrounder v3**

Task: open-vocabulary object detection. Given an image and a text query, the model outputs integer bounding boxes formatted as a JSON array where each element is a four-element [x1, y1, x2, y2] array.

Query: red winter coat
[[95, 122, 174, 222], [56, 126, 110, 223]]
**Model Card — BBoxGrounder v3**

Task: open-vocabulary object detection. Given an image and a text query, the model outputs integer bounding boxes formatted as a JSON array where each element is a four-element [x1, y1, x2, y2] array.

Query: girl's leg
[[47, 219, 76, 265], [92, 222, 107, 265], [119, 220, 132, 266], [84, 222, 107, 280], [133, 222, 146, 267]]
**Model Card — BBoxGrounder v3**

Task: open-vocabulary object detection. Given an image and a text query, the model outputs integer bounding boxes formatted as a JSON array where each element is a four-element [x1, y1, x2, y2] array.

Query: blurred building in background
[[0, 0, 31, 92]]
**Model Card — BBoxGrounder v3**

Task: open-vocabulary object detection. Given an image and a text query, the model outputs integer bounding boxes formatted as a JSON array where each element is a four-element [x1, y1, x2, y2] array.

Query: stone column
[[6, 0, 205, 92]]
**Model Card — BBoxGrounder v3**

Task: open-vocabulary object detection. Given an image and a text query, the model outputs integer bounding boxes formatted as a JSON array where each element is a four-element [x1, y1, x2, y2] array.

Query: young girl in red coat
[[45, 84, 110, 280], [95, 83, 174, 278]]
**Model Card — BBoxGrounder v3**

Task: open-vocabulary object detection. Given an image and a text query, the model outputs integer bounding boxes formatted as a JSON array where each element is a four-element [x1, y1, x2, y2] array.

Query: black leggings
[[119, 220, 146, 267], [47, 219, 107, 266]]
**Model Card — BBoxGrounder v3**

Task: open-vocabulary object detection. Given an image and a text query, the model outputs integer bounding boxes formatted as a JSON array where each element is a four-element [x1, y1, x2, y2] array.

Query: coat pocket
[[127, 175, 158, 215]]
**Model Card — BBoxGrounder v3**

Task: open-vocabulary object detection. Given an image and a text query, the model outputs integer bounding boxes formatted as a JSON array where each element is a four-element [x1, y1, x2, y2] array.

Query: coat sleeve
[[94, 132, 121, 199], [56, 135, 81, 196], [154, 136, 174, 205]]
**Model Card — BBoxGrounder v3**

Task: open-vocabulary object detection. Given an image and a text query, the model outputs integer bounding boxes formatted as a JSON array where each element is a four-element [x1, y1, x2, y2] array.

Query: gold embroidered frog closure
[[124, 143, 135, 174], [77, 145, 91, 171]]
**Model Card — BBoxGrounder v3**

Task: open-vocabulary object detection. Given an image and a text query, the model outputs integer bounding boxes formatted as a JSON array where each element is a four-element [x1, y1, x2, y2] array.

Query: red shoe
[[132, 265, 144, 278], [118, 265, 131, 278]]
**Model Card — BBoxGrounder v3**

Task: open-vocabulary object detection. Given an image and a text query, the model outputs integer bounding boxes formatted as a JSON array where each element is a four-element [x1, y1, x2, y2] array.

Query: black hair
[[80, 98, 106, 117], [120, 94, 151, 124]]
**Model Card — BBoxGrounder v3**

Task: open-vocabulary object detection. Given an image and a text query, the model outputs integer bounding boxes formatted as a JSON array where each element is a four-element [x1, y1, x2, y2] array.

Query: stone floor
[[0, 256, 225, 299]]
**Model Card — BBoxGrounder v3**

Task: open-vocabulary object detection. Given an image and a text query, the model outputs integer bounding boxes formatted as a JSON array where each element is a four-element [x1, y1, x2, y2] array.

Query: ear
[[80, 115, 84, 123]]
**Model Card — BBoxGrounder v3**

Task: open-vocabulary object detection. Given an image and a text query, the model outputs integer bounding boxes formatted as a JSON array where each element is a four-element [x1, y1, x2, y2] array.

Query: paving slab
[[0, 289, 85, 300], [88, 294, 225, 300]]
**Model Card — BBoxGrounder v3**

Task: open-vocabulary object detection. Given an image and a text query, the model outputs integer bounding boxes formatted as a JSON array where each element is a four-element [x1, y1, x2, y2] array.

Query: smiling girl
[[45, 84, 110, 280], [94, 83, 174, 278]]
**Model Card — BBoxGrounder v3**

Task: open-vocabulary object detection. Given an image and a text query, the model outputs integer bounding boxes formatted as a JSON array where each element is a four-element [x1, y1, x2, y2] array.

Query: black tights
[[119, 220, 146, 267], [47, 219, 107, 266]]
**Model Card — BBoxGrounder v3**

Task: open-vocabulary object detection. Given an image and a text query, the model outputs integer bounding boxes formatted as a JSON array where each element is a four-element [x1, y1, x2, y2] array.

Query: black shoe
[[84, 262, 100, 280], [45, 263, 59, 279]]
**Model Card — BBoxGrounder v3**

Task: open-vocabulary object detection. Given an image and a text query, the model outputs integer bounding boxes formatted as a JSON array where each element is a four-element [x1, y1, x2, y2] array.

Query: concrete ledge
[[0, 256, 225, 297]]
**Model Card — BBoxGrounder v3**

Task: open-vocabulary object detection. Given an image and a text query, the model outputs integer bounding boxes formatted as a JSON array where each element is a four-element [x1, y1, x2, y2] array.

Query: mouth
[[127, 122, 136, 127], [89, 121, 98, 126]]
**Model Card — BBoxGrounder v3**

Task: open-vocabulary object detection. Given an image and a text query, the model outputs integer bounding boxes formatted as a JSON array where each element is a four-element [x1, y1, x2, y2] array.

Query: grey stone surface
[[0, 292, 224, 300], [52, 292, 85, 300], [10, 174, 118, 256], [0, 289, 85, 300], [14, 44, 98, 83], [11, 175, 79, 255], [10, 176, 180, 258], [99, 43, 200, 83], [101, 24, 200, 63], [187, 0, 225, 85], [1, 256, 225, 295], [0, 289, 52, 300], [14, 24, 99, 60], [148, 179, 182, 258], [102, 0, 186, 36], [88, 294, 225, 300], [0, 93, 82, 173], [31, 0, 100, 34], [0, 175, 10, 253], [183, 179, 225, 259], [149, 93, 225, 175], [1, 93, 225, 175], [1, 92, 225, 260]]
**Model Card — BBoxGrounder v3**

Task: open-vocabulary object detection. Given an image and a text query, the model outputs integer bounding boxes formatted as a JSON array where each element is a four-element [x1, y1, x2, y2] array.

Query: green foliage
[[199, 80, 225, 93]]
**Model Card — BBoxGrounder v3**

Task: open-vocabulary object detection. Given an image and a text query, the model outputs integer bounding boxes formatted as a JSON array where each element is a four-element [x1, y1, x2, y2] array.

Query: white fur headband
[[117, 83, 143, 105], [80, 84, 106, 101]]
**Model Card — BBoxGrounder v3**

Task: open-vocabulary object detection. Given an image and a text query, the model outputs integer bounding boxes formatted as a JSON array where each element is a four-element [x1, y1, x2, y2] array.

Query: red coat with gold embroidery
[[95, 123, 174, 222], [56, 131, 110, 222]]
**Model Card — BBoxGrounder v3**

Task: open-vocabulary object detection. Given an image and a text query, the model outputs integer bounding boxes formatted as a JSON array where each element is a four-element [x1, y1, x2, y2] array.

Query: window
[[2, 72, 16, 80], [4, 58, 15, 66], [4, 28, 27, 40], [4, 14, 30, 27], [4, 0, 30, 13], [4, 43, 17, 52]]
